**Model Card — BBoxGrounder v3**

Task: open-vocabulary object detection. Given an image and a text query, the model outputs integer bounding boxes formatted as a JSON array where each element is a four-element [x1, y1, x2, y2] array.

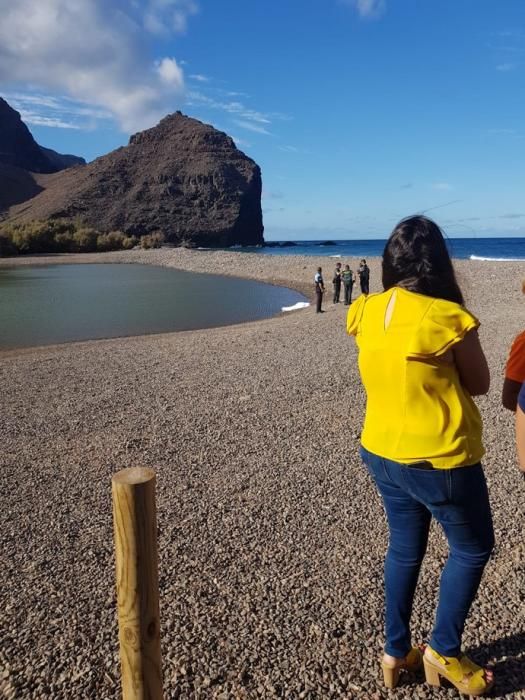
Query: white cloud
[[239, 108, 271, 124], [156, 57, 184, 86], [232, 119, 271, 135], [5, 91, 113, 129], [0, 0, 197, 132], [186, 90, 290, 135], [224, 90, 250, 98], [343, 0, 386, 19], [144, 0, 198, 35], [229, 135, 252, 148], [17, 112, 82, 129], [431, 182, 452, 191], [189, 73, 210, 82]]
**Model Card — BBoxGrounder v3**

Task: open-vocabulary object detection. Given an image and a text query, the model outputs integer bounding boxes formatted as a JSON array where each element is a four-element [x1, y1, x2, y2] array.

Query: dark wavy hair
[[382, 215, 464, 304]]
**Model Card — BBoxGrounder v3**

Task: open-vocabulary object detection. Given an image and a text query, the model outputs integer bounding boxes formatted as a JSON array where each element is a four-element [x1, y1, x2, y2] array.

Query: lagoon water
[[0, 263, 306, 349]]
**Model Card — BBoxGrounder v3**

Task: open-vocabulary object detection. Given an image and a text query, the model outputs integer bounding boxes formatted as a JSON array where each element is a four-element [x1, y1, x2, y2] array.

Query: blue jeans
[[360, 447, 494, 658]]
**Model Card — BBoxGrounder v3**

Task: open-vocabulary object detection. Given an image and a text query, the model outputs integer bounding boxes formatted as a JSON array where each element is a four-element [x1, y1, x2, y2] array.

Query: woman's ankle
[[383, 650, 410, 664]]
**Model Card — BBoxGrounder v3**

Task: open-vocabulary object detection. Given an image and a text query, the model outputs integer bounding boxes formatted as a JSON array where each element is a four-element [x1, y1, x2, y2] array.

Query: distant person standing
[[314, 267, 325, 313], [342, 264, 354, 305], [358, 259, 370, 295], [332, 262, 342, 303]]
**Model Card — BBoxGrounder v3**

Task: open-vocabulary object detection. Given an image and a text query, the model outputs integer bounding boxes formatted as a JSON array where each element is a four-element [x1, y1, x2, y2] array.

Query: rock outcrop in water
[[5, 110, 264, 247]]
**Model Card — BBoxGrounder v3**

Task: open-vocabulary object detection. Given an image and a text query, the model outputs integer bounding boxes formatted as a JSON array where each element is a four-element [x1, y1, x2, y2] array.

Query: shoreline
[[1, 244, 523, 310], [0, 256, 310, 355], [1, 248, 523, 357], [1, 249, 524, 698]]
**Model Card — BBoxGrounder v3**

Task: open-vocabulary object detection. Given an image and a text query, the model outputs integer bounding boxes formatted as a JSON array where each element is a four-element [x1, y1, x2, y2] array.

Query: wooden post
[[112, 467, 163, 699]]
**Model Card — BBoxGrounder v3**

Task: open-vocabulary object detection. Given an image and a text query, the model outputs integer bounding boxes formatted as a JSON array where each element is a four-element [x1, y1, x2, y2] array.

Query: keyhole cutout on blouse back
[[384, 289, 397, 331]]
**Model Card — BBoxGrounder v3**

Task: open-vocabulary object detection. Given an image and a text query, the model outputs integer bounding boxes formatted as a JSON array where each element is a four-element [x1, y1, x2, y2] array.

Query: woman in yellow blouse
[[347, 216, 494, 696]]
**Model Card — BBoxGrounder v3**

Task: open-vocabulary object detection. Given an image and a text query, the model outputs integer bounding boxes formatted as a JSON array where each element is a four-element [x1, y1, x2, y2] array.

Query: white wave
[[329, 254, 342, 258], [281, 301, 310, 312], [470, 254, 524, 261]]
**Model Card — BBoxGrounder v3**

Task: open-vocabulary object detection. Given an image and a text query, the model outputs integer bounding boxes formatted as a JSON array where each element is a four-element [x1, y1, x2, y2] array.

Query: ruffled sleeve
[[346, 294, 368, 336], [407, 298, 480, 358]]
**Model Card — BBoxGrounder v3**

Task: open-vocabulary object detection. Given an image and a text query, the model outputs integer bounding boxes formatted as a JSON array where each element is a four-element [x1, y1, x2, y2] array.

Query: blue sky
[[0, 0, 524, 239]]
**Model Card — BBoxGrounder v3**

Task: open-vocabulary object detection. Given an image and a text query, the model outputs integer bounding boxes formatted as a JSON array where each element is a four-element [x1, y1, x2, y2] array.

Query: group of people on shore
[[324, 215, 524, 696], [313, 259, 370, 313]]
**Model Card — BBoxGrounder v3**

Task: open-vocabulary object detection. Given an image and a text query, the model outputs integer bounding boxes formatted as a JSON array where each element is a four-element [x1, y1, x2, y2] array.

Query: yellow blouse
[[346, 288, 484, 469]]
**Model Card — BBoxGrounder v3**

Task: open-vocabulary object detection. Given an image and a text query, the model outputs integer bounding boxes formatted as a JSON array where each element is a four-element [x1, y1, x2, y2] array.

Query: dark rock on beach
[[6, 111, 264, 248]]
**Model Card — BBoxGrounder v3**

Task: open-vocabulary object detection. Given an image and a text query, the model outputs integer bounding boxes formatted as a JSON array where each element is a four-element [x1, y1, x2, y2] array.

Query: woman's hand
[[453, 329, 490, 396]]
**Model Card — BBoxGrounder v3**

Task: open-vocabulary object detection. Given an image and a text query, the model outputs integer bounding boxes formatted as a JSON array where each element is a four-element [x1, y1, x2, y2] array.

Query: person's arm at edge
[[515, 404, 525, 472], [453, 329, 490, 396], [502, 377, 522, 412]]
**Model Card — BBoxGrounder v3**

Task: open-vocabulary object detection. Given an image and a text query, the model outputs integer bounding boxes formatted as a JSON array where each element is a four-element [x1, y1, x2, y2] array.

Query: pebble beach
[[1, 248, 524, 699]]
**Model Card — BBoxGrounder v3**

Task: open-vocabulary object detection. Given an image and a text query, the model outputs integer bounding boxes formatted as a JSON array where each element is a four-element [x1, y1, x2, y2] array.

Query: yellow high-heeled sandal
[[381, 646, 423, 689], [423, 645, 494, 696]]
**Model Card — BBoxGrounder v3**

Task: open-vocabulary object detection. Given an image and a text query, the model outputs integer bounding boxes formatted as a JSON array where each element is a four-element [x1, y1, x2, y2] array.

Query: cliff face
[[7, 111, 264, 247], [0, 97, 85, 174], [38, 146, 85, 171], [0, 97, 86, 211], [0, 97, 53, 173]]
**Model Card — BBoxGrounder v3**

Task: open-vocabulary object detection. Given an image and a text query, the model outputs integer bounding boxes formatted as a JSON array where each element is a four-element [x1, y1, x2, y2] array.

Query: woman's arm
[[516, 404, 525, 472], [502, 377, 522, 412], [453, 329, 490, 396]]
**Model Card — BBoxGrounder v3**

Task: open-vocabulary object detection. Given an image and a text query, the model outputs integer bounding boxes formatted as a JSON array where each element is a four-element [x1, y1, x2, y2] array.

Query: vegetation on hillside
[[0, 219, 164, 256]]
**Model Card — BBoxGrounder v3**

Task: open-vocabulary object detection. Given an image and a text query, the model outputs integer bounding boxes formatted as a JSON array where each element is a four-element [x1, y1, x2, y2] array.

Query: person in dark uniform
[[314, 267, 325, 313], [358, 259, 370, 295], [342, 264, 354, 305], [332, 262, 342, 303]]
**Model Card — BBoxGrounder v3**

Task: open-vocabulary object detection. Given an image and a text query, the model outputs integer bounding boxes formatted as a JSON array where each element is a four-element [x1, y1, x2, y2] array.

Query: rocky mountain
[[0, 97, 86, 211], [0, 97, 85, 173], [5, 110, 264, 247], [39, 146, 85, 171], [0, 164, 46, 210]]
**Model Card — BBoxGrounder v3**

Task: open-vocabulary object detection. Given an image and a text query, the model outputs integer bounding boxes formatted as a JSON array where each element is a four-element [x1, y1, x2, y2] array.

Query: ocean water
[[245, 237, 525, 261]]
